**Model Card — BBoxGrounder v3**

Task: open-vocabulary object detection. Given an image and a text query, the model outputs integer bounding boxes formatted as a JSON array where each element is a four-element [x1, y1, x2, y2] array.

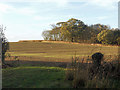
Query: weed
[[65, 52, 120, 88]]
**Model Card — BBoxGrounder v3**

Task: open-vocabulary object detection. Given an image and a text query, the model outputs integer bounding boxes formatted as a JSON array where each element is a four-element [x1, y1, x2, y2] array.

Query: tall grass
[[65, 54, 120, 88]]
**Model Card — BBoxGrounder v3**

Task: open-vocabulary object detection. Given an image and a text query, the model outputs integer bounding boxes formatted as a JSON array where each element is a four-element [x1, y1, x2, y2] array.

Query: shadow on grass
[[4, 60, 70, 68], [2, 65, 72, 88], [3, 60, 74, 88]]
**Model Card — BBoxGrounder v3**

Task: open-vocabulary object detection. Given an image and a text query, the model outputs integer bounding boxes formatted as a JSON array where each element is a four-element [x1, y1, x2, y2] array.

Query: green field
[[3, 66, 72, 88], [3, 41, 120, 88]]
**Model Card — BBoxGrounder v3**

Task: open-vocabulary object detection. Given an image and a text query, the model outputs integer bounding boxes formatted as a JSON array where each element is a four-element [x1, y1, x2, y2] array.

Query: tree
[[60, 18, 87, 42], [0, 25, 9, 64], [42, 18, 118, 45], [112, 29, 120, 44], [97, 30, 114, 44], [50, 24, 61, 41], [90, 24, 110, 43], [42, 30, 52, 40], [117, 37, 120, 45], [90, 24, 110, 34]]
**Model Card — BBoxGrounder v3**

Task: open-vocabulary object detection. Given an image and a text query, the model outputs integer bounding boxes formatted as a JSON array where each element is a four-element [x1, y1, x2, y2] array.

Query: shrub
[[72, 69, 88, 88], [65, 64, 74, 81], [117, 37, 120, 45], [65, 55, 89, 88], [65, 52, 120, 88]]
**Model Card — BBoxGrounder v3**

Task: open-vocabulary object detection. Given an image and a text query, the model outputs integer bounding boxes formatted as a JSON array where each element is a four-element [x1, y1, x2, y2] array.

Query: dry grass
[[5, 42, 119, 63], [19, 40, 43, 42], [3, 41, 120, 88], [65, 55, 120, 88]]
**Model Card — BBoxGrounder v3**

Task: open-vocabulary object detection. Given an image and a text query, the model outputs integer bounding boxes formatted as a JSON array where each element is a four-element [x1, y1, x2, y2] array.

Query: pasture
[[2, 41, 120, 88], [6, 42, 119, 62], [3, 66, 71, 88]]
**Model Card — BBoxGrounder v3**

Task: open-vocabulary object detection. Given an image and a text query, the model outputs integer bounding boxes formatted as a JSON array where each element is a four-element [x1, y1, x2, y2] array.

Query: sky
[[0, 0, 119, 42]]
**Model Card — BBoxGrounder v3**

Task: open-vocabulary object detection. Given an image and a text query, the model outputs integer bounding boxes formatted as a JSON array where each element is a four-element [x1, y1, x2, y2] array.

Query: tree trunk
[[71, 37, 73, 42], [0, 38, 2, 63], [0, 38, 2, 90]]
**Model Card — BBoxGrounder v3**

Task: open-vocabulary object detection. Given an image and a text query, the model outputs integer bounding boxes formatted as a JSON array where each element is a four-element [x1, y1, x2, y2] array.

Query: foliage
[[97, 29, 120, 45], [0, 25, 9, 63], [65, 54, 120, 88], [59, 18, 88, 42], [117, 37, 120, 45], [42, 18, 117, 45], [90, 24, 110, 43], [90, 24, 110, 35], [42, 30, 52, 40], [97, 30, 114, 44], [42, 18, 120, 46]]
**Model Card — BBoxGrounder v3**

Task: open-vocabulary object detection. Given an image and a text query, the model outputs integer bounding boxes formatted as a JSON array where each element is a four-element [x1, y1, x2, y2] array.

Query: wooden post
[[0, 38, 2, 89]]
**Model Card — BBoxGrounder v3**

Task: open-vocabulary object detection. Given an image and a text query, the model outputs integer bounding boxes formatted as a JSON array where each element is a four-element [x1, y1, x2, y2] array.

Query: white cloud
[[95, 16, 110, 20], [0, 3, 15, 24], [0, 0, 68, 3], [16, 7, 37, 15], [54, 0, 68, 7], [0, 0, 119, 9], [0, 2, 37, 16], [0, 0, 69, 7], [33, 16, 52, 21], [1, 0, 119, 6], [86, 0, 118, 9], [0, 3, 15, 13], [64, 0, 119, 9], [0, 0, 118, 42]]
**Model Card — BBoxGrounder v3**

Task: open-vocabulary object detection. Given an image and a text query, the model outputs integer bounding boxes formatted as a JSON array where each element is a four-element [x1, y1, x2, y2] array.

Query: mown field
[[6, 42, 119, 62], [2, 41, 120, 88]]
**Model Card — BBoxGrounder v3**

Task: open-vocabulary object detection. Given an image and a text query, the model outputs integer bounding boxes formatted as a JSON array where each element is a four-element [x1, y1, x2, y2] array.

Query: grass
[[65, 56, 120, 88], [2, 66, 71, 88], [6, 42, 119, 62], [3, 41, 120, 88]]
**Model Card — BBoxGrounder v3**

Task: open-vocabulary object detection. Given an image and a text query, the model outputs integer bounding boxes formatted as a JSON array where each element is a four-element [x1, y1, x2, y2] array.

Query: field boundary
[[18, 40, 119, 47]]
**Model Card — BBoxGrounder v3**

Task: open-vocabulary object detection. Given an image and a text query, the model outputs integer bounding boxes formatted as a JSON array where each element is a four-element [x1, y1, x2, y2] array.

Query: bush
[[65, 67, 74, 81], [72, 69, 88, 88], [65, 53, 120, 88], [65, 56, 89, 88], [117, 37, 120, 45], [97, 30, 114, 44]]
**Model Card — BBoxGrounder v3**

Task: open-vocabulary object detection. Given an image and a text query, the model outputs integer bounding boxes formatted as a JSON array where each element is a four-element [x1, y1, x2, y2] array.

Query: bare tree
[[0, 25, 9, 64]]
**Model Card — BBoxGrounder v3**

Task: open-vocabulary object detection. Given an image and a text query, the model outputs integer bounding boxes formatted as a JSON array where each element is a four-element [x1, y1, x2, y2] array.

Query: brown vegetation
[[19, 40, 43, 42], [18, 40, 119, 48], [65, 53, 120, 88]]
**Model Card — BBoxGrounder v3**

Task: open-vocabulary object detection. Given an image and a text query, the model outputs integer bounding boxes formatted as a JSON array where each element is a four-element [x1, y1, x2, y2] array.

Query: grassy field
[[2, 41, 120, 88], [3, 66, 72, 88], [6, 42, 119, 62]]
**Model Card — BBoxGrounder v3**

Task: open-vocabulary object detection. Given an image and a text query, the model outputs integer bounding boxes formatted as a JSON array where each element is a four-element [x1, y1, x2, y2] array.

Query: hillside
[[5, 41, 119, 62]]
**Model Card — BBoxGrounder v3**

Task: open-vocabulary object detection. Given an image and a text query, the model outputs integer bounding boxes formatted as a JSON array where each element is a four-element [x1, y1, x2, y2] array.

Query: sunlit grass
[[5, 42, 119, 62], [3, 42, 120, 88], [3, 66, 66, 70]]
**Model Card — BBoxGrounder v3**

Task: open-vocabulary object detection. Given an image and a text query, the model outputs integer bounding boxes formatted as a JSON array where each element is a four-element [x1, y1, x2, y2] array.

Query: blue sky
[[0, 0, 119, 42]]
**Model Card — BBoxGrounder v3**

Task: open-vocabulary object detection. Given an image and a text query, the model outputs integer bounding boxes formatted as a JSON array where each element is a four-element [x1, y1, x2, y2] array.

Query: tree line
[[42, 18, 120, 45]]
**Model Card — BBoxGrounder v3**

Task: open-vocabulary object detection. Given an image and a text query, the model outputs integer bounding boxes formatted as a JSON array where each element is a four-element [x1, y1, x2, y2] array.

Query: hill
[[5, 41, 119, 62]]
